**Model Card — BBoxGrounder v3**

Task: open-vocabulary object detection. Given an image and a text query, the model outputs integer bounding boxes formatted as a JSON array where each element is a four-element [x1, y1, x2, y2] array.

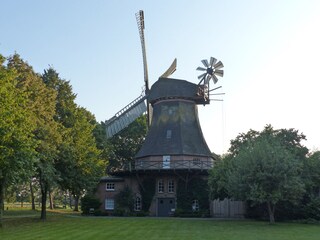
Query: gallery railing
[[133, 159, 213, 171], [108, 159, 213, 174]]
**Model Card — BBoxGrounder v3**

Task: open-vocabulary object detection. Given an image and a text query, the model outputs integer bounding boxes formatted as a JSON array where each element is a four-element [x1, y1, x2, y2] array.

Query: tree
[[7, 54, 61, 220], [0, 55, 37, 226], [227, 135, 305, 223], [229, 129, 260, 157], [106, 115, 147, 173], [177, 177, 210, 215], [57, 107, 103, 211], [229, 125, 308, 159], [81, 195, 101, 215], [114, 185, 134, 215], [303, 151, 320, 197], [298, 151, 320, 220], [42, 68, 103, 211], [209, 125, 308, 223], [92, 122, 110, 170], [42, 68, 77, 128], [208, 154, 231, 201]]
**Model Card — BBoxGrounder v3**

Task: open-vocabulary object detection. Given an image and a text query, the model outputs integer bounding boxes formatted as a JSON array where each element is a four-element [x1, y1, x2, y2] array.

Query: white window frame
[[106, 183, 115, 191], [105, 198, 114, 210], [192, 199, 199, 212], [134, 196, 141, 211], [168, 179, 175, 193], [163, 155, 170, 169], [158, 179, 164, 193]]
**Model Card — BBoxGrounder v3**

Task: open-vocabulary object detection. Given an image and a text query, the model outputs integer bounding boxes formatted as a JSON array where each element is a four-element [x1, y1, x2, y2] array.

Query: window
[[168, 179, 175, 193], [158, 179, 164, 193], [106, 183, 115, 191], [105, 198, 114, 210], [134, 196, 141, 211], [192, 200, 199, 212], [166, 130, 172, 139], [163, 155, 170, 169]]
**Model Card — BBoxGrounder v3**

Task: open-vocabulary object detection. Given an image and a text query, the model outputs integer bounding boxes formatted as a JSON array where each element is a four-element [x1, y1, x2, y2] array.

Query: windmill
[[102, 10, 225, 217], [133, 56, 224, 216]]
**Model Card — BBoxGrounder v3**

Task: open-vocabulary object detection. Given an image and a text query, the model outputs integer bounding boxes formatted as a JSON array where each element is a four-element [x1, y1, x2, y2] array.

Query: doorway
[[157, 198, 175, 217]]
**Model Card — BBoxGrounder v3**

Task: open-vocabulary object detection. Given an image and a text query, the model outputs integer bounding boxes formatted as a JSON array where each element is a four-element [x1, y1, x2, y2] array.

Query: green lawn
[[1, 212, 320, 240]]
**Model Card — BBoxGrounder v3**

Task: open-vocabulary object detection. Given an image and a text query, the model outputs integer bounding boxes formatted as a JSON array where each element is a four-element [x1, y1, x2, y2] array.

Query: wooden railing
[[108, 159, 214, 174], [133, 159, 213, 171]]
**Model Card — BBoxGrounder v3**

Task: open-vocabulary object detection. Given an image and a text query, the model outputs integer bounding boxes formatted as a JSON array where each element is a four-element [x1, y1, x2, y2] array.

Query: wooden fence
[[211, 198, 246, 218]]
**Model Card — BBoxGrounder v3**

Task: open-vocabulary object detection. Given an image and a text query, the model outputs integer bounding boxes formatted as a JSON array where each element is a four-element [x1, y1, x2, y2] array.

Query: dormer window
[[166, 130, 172, 139]]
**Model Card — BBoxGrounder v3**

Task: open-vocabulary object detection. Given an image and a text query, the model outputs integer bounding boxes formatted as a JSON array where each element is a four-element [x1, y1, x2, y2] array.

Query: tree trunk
[[49, 190, 54, 210], [74, 195, 79, 212], [69, 195, 73, 209], [0, 178, 5, 228], [267, 201, 275, 224], [40, 178, 48, 220], [29, 181, 35, 211]]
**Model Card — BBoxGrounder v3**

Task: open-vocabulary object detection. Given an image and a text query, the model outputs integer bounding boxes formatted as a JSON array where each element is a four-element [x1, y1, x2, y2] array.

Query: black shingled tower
[[135, 77, 214, 169]]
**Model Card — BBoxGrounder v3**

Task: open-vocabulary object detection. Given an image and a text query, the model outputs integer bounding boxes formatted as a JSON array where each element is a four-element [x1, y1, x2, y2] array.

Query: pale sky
[[1, 0, 320, 155]]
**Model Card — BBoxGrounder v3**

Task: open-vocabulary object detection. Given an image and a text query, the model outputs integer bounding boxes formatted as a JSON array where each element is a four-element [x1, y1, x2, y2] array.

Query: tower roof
[[148, 78, 206, 105], [135, 99, 212, 159], [135, 77, 213, 160]]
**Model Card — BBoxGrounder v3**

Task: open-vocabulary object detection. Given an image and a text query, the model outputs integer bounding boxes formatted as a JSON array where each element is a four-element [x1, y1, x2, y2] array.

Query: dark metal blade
[[214, 69, 224, 77], [201, 59, 209, 68], [196, 66, 207, 71], [214, 61, 224, 69], [210, 57, 217, 67], [212, 74, 219, 84], [198, 72, 206, 79]]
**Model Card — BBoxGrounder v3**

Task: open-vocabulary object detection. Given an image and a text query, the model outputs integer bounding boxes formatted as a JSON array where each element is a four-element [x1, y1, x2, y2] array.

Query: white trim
[[168, 179, 174, 193], [106, 183, 115, 191], [105, 198, 114, 210], [158, 179, 164, 193]]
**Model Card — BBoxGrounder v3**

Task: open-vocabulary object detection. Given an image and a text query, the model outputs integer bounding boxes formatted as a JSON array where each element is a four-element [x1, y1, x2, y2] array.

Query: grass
[[0, 210, 320, 240]]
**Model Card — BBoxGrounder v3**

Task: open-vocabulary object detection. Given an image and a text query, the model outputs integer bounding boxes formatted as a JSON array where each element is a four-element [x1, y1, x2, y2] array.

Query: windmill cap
[[148, 78, 205, 105]]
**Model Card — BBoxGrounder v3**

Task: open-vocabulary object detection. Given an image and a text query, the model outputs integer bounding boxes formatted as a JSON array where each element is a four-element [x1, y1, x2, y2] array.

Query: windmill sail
[[105, 94, 147, 138]]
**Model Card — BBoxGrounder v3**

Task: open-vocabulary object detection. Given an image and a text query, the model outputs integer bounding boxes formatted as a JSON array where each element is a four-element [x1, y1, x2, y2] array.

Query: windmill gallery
[[95, 11, 242, 217]]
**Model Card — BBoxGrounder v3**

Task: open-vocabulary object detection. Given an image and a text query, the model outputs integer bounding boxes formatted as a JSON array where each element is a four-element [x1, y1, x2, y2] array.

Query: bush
[[174, 209, 210, 218], [140, 177, 156, 212], [176, 177, 209, 213], [114, 185, 134, 214], [304, 198, 320, 220], [81, 195, 101, 215], [113, 208, 126, 216], [133, 211, 149, 217], [245, 202, 268, 220]]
